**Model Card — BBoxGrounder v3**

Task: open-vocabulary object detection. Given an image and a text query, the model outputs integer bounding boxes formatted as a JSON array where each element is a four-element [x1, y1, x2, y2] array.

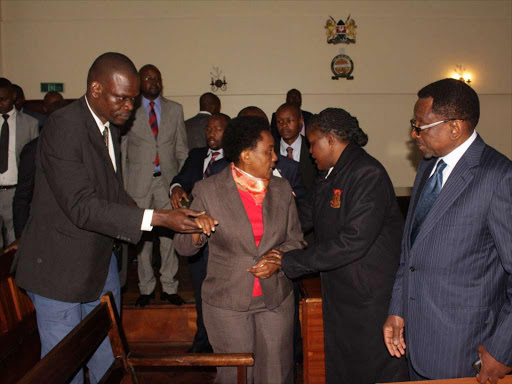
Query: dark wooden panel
[[122, 305, 197, 344]]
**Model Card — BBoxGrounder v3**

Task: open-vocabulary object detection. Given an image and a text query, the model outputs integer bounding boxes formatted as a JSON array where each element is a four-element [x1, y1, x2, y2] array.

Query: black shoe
[[187, 344, 213, 353], [135, 292, 155, 307], [161, 292, 186, 306]]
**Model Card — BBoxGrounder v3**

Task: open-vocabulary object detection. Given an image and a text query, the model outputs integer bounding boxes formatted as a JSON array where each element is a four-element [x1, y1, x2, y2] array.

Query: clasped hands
[[382, 315, 512, 384], [247, 249, 283, 279]]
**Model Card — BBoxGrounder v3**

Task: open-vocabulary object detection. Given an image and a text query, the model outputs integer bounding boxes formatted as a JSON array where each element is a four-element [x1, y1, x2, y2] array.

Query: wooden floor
[[121, 248, 304, 383]]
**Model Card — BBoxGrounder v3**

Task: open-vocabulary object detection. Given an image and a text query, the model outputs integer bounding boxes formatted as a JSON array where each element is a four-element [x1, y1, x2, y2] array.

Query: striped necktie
[[204, 151, 220, 178], [149, 101, 159, 166]]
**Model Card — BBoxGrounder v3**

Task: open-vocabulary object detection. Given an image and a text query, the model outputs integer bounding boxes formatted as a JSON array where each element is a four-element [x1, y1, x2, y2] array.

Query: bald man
[[14, 52, 205, 384]]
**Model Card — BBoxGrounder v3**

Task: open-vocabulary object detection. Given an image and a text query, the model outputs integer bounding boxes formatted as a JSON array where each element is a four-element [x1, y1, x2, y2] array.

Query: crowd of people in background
[[1, 51, 511, 384]]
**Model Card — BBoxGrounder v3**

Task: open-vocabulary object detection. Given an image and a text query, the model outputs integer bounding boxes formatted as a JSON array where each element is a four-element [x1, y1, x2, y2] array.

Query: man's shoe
[[135, 292, 155, 307], [187, 343, 213, 353], [161, 292, 186, 306]]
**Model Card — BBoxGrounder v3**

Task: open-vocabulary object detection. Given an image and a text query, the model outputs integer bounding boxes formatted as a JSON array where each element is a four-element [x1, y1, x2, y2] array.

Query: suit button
[[410, 266, 416, 272], [36, 258, 42, 263]]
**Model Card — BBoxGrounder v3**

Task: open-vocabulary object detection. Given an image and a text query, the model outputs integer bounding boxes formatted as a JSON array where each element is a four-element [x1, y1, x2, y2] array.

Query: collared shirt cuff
[[170, 183, 182, 195], [141, 209, 154, 231]]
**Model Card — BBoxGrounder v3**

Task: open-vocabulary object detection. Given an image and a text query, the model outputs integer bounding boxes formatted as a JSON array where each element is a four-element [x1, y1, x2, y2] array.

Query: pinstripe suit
[[389, 134, 512, 379]]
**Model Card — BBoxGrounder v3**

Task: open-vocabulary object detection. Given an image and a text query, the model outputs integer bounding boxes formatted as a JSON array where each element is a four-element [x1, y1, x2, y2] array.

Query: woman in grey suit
[[174, 116, 305, 384]]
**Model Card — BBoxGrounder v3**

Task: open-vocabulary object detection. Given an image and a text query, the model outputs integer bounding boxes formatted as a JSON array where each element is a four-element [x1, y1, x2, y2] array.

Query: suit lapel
[[216, 167, 259, 254], [80, 98, 118, 180], [411, 136, 484, 248]]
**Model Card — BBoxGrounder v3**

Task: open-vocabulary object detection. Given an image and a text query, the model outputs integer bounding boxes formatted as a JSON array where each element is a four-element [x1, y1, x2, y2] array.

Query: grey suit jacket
[[14, 97, 144, 303], [185, 112, 210, 150], [123, 97, 188, 198], [15, 110, 39, 164], [174, 165, 305, 311], [389, 135, 512, 378]]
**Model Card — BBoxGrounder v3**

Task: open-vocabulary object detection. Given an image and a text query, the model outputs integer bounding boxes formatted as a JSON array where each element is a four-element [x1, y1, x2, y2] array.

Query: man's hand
[[170, 186, 189, 209], [194, 214, 218, 236], [152, 208, 206, 233], [383, 315, 406, 358], [248, 249, 283, 279], [1, 238, 20, 255], [476, 345, 512, 384]]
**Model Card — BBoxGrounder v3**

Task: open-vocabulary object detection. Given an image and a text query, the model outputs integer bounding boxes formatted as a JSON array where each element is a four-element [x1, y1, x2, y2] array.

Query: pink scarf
[[231, 163, 269, 206]]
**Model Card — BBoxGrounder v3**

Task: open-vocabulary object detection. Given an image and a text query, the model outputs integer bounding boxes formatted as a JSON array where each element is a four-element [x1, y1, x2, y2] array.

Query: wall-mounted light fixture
[[451, 65, 472, 85], [210, 67, 227, 92]]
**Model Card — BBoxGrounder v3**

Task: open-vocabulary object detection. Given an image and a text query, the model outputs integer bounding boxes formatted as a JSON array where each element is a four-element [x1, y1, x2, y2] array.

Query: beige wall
[[1, 0, 511, 187]]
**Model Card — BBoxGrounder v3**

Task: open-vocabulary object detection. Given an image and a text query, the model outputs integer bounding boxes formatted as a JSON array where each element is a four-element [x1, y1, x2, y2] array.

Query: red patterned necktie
[[149, 101, 159, 166], [286, 146, 294, 160], [204, 151, 220, 178]]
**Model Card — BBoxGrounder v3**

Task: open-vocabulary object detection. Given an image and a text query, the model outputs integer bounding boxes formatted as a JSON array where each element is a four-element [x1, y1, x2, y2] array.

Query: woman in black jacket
[[281, 108, 409, 384]]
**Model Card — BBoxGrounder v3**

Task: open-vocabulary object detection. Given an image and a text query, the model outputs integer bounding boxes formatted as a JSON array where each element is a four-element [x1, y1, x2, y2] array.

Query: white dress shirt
[[280, 135, 302, 162], [430, 130, 477, 188], [0, 108, 18, 185]]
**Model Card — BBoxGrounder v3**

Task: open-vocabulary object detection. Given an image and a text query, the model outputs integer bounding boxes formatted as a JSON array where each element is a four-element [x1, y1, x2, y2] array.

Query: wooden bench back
[[17, 292, 254, 384], [0, 249, 40, 384]]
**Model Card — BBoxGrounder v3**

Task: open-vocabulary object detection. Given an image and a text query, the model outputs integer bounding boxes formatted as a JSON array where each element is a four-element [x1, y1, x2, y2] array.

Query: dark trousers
[[188, 244, 210, 349]]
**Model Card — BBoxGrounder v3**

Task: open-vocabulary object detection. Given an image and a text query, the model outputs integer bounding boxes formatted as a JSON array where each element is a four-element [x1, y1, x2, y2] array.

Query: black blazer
[[171, 147, 228, 193], [14, 97, 145, 303], [274, 135, 317, 193], [13, 137, 38, 239], [282, 143, 405, 383]]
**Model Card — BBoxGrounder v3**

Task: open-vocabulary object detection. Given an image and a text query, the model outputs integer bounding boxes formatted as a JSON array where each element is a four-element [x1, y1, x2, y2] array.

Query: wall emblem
[[331, 55, 354, 80], [325, 16, 357, 45]]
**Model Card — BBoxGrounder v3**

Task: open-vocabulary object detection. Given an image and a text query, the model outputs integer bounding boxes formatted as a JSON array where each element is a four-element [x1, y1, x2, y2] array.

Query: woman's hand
[[191, 214, 218, 244], [247, 249, 283, 279]]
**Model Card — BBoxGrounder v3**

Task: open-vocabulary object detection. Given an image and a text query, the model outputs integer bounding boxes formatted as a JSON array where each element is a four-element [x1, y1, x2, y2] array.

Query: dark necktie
[[0, 114, 9, 174], [286, 146, 294, 160], [149, 101, 159, 167], [410, 160, 447, 244], [204, 151, 220, 178], [103, 125, 109, 148]]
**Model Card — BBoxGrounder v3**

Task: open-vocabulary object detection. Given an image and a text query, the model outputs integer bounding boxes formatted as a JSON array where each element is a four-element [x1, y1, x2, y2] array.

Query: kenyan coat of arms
[[325, 15, 357, 45]]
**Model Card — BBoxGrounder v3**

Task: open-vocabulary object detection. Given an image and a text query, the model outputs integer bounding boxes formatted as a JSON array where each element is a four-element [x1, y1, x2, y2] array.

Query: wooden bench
[[17, 291, 254, 384], [0, 248, 40, 384]]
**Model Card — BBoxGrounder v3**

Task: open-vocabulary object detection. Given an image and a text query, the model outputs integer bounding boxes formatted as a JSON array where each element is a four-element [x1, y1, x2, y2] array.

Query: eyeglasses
[[410, 119, 464, 135]]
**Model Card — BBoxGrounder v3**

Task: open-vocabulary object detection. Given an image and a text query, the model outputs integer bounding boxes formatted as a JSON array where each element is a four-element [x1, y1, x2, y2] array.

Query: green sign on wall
[[40, 83, 64, 92]]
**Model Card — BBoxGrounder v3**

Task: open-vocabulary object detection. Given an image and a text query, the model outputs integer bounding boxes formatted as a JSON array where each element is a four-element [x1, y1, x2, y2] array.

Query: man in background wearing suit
[[170, 113, 230, 353], [0, 78, 38, 248], [185, 92, 221, 150], [14, 52, 203, 384], [383, 79, 512, 383], [12, 84, 46, 130], [123, 64, 189, 307], [275, 102, 317, 194], [271, 88, 313, 143]]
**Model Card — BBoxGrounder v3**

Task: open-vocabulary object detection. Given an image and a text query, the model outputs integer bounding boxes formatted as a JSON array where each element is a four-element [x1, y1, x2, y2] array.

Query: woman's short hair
[[222, 116, 268, 163], [308, 108, 368, 147]]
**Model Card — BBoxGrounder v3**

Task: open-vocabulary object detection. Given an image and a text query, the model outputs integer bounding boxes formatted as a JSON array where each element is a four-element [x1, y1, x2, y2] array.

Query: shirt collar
[[85, 95, 109, 131], [5, 107, 16, 118], [142, 95, 161, 109], [207, 148, 224, 158], [440, 130, 477, 169], [280, 135, 302, 153], [199, 111, 211, 115]]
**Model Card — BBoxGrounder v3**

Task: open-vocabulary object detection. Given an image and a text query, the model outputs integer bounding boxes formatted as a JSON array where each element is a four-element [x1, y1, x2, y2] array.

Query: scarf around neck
[[231, 162, 269, 206]]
